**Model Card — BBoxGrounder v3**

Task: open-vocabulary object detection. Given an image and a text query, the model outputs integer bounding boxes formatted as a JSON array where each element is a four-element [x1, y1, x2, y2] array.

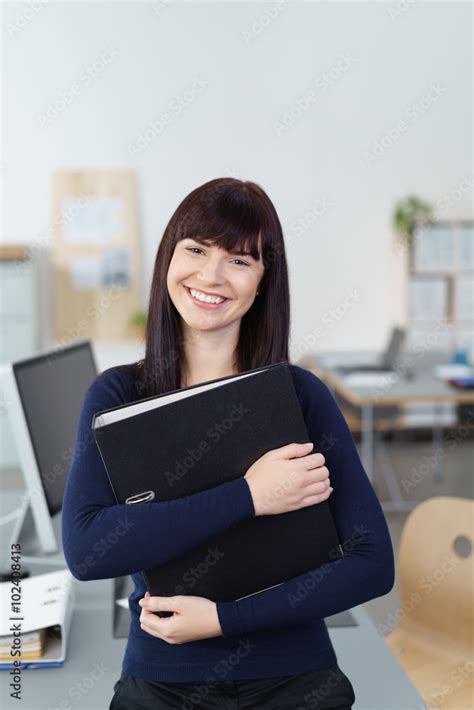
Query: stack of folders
[[92, 360, 343, 613], [0, 570, 74, 669], [0, 629, 47, 662]]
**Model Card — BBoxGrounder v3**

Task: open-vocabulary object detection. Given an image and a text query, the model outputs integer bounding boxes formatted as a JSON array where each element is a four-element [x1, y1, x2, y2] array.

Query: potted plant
[[392, 195, 435, 245]]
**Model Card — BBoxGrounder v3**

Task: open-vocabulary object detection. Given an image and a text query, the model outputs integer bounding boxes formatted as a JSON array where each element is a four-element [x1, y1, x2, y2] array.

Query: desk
[[0, 557, 426, 710], [297, 350, 474, 513]]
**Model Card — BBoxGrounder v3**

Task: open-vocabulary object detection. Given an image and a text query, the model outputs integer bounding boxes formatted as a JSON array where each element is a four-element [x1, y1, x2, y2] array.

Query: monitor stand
[[8, 494, 65, 568]]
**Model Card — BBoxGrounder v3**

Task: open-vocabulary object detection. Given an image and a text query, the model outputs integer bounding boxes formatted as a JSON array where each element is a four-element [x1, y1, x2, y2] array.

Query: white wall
[[2, 0, 472, 358]]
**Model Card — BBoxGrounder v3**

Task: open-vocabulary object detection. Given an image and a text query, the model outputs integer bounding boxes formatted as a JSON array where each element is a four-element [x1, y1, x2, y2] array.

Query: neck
[[180, 322, 240, 387]]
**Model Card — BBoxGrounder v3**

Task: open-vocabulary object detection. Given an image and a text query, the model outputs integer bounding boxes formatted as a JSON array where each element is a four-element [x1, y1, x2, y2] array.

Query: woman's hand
[[244, 442, 333, 515], [138, 592, 223, 644]]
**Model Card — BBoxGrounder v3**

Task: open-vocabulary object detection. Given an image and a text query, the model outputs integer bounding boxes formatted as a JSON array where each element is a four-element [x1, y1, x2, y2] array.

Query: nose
[[196, 254, 225, 285]]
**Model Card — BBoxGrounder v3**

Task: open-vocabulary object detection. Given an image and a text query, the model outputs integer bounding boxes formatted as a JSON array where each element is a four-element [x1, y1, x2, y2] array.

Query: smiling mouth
[[183, 285, 230, 307]]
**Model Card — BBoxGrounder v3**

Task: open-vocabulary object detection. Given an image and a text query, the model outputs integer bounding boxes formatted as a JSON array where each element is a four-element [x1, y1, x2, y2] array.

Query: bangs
[[175, 186, 264, 261]]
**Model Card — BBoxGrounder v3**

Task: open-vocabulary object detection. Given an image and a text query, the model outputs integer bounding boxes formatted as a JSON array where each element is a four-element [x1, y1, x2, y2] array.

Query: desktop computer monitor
[[1, 340, 98, 554]]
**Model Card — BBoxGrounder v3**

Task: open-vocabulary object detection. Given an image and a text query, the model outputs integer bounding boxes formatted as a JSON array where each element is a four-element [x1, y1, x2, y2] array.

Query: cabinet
[[0, 246, 40, 467], [406, 221, 474, 361]]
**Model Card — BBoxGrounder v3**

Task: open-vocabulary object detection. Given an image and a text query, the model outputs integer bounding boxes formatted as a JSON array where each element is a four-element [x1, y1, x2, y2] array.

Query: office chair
[[385, 496, 473, 709]]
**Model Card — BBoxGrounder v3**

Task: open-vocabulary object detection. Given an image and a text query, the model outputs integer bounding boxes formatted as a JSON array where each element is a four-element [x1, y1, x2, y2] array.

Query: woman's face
[[167, 234, 265, 333]]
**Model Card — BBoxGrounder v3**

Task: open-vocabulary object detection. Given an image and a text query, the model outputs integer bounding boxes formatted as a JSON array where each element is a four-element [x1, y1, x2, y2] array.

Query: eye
[[186, 247, 249, 266]]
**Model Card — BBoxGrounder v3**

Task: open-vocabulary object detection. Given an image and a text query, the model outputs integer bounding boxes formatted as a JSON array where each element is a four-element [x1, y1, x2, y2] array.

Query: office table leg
[[432, 403, 444, 483], [361, 404, 374, 482], [376, 436, 418, 513]]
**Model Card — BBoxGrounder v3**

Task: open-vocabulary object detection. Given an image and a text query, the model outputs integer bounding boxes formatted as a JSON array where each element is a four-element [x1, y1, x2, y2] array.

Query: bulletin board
[[50, 169, 141, 342]]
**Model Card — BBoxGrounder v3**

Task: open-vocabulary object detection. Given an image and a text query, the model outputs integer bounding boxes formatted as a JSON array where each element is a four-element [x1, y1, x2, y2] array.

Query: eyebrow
[[229, 249, 254, 257]]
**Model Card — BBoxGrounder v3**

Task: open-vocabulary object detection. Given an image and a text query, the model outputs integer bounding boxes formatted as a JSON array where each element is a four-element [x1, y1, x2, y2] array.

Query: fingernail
[[145, 591, 150, 598]]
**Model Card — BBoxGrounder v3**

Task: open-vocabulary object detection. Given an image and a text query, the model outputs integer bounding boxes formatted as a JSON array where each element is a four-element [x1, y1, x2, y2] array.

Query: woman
[[62, 178, 395, 709]]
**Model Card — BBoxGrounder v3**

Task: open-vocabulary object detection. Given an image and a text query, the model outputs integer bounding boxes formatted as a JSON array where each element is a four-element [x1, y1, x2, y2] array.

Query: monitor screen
[[12, 341, 98, 516]]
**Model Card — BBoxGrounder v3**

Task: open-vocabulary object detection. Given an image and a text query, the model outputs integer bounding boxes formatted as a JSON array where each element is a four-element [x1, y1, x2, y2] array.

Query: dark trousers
[[109, 664, 356, 709]]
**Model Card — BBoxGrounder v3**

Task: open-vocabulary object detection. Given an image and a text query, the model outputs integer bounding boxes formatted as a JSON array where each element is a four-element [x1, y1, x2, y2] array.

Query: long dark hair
[[135, 177, 290, 398]]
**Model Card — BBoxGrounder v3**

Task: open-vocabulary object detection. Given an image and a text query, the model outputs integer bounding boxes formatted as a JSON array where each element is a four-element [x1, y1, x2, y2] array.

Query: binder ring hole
[[125, 491, 155, 504]]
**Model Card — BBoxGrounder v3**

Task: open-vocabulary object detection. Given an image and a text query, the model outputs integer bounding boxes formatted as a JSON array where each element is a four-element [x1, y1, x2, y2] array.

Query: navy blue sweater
[[62, 362, 394, 682]]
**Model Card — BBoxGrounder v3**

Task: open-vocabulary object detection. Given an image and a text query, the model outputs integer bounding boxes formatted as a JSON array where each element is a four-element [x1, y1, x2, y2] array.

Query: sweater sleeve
[[215, 368, 395, 637], [61, 370, 255, 581]]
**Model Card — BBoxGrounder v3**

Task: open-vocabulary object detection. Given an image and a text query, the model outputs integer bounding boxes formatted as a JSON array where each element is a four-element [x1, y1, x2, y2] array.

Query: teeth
[[190, 288, 225, 304]]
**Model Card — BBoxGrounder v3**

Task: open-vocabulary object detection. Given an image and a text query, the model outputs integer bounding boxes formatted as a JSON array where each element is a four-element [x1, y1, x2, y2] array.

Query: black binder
[[92, 360, 342, 605]]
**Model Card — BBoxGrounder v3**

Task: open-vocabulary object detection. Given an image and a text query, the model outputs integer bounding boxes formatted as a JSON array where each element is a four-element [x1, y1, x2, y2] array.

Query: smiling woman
[[137, 177, 290, 394], [62, 177, 394, 710]]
